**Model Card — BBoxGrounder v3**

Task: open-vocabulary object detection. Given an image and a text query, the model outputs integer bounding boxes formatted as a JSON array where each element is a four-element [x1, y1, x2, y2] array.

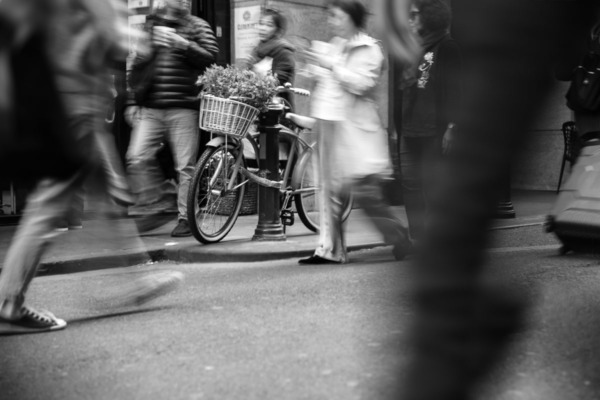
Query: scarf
[[253, 37, 295, 60]]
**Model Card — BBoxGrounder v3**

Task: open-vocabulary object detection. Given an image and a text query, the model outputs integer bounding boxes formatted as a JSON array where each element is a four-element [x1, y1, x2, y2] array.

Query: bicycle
[[186, 85, 352, 244]]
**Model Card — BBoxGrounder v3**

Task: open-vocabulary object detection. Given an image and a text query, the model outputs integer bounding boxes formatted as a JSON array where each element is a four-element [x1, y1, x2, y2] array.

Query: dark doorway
[[193, 0, 231, 65]]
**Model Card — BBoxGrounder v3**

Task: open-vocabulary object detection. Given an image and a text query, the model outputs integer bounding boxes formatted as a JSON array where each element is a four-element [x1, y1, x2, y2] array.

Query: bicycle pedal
[[281, 209, 294, 226]]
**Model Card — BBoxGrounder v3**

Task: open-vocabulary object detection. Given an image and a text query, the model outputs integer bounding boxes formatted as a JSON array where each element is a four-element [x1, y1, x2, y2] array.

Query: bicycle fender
[[205, 136, 234, 149], [205, 135, 261, 169]]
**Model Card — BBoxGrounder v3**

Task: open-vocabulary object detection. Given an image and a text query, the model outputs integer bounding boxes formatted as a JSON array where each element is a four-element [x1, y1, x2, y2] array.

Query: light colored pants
[[0, 172, 85, 316], [314, 120, 407, 263], [0, 115, 129, 317], [127, 108, 199, 220]]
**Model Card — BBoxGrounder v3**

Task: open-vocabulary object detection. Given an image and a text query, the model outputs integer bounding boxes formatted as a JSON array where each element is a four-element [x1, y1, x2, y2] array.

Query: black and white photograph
[[1, 0, 600, 399]]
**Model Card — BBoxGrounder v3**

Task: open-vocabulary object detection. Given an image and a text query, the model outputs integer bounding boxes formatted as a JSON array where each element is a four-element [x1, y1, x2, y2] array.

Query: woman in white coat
[[299, 0, 411, 264]]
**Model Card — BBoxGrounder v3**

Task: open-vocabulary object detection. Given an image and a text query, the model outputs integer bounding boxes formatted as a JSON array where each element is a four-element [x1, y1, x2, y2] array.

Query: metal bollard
[[253, 104, 286, 241]]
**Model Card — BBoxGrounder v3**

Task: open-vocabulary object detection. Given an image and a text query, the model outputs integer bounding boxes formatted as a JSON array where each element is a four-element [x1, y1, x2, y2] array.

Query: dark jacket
[[401, 36, 461, 138], [131, 13, 218, 109], [247, 37, 296, 86]]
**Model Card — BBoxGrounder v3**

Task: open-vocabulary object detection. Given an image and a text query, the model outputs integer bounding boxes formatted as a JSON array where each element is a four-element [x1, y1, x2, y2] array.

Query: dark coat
[[401, 36, 461, 138], [130, 13, 218, 109]]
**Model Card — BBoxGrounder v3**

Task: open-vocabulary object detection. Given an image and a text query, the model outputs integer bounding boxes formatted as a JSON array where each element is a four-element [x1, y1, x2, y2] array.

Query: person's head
[[326, 0, 368, 39], [164, 0, 190, 17], [410, 0, 451, 37], [258, 8, 287, 42]]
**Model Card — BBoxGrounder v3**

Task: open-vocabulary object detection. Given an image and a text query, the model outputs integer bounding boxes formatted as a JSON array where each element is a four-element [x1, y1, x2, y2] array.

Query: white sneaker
[[0, 306, 67, 335]]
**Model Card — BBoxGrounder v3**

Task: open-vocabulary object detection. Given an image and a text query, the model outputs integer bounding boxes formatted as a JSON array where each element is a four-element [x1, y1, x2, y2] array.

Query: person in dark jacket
[[555, 13, 600, 140], [377, 0, 600, 399], [243, 8, 296, 107], [126, 0, 218, 237], [398, 0, 461, 243]]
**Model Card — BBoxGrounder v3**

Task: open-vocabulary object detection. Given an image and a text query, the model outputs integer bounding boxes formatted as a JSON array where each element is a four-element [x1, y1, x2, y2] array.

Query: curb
[[17, 214, 550, 277], [37, 249, 167, 276], [165, 241, 387, 264], [31, 241, 389, 277]]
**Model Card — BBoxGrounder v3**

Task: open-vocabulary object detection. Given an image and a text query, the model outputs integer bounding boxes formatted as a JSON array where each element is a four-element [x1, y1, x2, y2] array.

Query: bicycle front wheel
[[293, 146, 353, 232], [187, 145, 246, 244]]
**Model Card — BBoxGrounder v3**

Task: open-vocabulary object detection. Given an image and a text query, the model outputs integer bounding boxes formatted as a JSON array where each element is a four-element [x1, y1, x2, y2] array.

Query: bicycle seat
[[285, 113, 316, 130]]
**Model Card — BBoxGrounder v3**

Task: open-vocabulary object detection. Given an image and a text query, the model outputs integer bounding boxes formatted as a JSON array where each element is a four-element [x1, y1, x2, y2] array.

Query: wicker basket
[[199, 95, 260, 138]]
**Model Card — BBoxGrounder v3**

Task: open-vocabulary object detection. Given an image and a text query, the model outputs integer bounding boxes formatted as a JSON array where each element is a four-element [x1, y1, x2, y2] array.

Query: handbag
[[566, 23, 600, 113]]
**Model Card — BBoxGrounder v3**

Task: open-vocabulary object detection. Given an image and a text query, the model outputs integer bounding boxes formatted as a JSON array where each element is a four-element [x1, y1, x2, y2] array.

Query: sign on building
[[128, 0, 150, 9], [233, 5, 261, 64]]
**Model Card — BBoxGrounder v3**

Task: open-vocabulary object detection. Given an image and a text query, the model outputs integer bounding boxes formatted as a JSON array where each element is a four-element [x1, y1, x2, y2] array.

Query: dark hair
[[261, 8, 287, 36], [326, 0, 368, 30], [414, 0, 452, 34]]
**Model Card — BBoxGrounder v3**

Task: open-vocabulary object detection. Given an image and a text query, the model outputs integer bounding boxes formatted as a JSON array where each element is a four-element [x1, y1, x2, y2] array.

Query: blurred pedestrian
[[298, 0, 411, 265], [126, 0, 218, 237], [243, 8, 296, 107], [556, 15, 600, 140], [376, 0, 600, 399], [0, 0, 182, 335], [398, 0, 461, 244]]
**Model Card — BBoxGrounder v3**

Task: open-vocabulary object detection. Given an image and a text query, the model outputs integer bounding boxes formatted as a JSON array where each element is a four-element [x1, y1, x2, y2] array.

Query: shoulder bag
[[566, 23, 600, 113]]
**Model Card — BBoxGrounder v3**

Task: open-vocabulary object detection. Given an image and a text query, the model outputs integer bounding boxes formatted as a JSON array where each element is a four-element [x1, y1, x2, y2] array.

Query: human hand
[[124, 106, 141, 127], [152, 26, 172, 47], [168, 31, 190, 50], [442, 123, 456, 154], [303, 49, 333, 70], [152, 26, 189, 49]]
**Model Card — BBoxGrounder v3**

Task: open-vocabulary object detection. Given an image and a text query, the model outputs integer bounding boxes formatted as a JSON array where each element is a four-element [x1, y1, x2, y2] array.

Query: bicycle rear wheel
[[293, 146, 352, 232], [187, 145, 246, 244]]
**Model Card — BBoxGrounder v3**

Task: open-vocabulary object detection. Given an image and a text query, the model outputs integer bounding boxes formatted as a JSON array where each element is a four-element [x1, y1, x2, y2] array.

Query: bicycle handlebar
[[276, 83, 311, 97]]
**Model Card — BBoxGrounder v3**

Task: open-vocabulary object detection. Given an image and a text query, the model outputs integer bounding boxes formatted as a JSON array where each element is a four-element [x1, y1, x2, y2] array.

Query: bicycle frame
[[205, 123, 316, 198], [187, 84, 346, 243]]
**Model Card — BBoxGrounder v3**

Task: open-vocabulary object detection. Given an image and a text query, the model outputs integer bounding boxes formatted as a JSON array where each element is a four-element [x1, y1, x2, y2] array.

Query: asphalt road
[[2, 236, 600, 400]]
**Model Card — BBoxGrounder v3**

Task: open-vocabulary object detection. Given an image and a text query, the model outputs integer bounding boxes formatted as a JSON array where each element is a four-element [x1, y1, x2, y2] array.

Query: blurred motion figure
[[243, 8, 296, 107], [0, 0, 182, 335], [298, 0, 411, 265], [398, 0, 461, 243], [125, 0, 218, 237], [376, 0, 600, 399]]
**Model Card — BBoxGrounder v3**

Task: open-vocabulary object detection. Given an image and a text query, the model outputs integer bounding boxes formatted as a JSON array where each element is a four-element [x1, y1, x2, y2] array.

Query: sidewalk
[[0, 190, 557, 276]]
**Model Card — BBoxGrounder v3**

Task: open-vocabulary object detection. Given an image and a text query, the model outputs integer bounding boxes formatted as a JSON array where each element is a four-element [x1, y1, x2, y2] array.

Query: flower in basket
[[197, 65, 279, 112]]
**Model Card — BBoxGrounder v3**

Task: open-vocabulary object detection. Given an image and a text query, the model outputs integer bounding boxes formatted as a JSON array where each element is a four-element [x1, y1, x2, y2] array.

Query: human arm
[[177, 17, 218, 69], [331, 44, 384, 96], [437, 40, 462, 153], [271, 46, 296, 85], [304, 42, 384, 96]]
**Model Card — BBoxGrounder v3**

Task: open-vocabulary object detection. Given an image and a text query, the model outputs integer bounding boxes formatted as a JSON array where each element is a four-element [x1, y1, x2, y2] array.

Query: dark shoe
[[55, 221, 69, 232], [171, 219, 192, 237], [67, 217, 83, 230], [134, 213, 175, 234], [55, 220, 82, 232], [298, 255, 342, 265], [393, 239, 414, 261], [0, 306, 67, 335]]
